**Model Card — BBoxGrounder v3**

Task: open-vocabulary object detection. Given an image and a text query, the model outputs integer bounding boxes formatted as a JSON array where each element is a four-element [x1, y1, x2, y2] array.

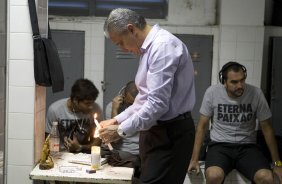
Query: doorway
[[269, 37, 282, 137], [256, 36, 282, 161]]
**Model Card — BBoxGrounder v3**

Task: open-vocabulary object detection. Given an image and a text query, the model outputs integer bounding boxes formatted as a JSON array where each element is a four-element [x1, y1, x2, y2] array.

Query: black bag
[[101, 145, 140, 168], [32, 37, 53, 87], [28, 0, 64, 92]]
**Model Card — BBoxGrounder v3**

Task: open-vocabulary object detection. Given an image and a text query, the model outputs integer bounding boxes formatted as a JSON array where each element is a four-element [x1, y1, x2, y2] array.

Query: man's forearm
[[111, 104, 119, 118], [191, 116, 210, 162], [264, 133, 280, 162], [261, 121, 281, 162], [191, 130, 205, 161], [111, 109, 118, 118]]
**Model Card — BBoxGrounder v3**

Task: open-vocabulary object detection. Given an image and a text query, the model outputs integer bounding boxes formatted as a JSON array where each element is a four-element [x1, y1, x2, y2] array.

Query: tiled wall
[[218, 0, 265, 87], [0, 0, 7, 183], [219, 0, 264, 26], [168, 0, 217, 25], [218, 25, 264, 87], [7, 0, 47, 183]]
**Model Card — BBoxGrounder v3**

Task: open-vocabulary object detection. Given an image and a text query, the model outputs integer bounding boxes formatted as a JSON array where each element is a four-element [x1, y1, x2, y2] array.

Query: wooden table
[[30, 152, 134, 184]]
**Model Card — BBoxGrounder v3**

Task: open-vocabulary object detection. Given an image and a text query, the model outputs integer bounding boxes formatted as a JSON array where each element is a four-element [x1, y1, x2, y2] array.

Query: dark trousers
[[139, 117, 195, 184]]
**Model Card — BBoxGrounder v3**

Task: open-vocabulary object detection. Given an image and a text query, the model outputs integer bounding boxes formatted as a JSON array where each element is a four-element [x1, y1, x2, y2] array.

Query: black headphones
[[218, 61, 247, 84]]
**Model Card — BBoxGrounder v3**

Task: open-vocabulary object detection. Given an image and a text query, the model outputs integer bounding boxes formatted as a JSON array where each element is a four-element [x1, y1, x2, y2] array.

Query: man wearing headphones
[[188, 61, 282, 184]]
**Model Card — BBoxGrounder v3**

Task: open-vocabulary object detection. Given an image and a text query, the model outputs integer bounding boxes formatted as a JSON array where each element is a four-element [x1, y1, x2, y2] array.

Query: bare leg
[[253, 169, 273, 184], [205, 166, 225, 184]]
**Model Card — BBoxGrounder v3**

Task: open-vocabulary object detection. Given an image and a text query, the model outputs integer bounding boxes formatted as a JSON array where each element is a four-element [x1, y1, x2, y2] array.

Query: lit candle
[[93, 113, 113, 150], [94, 113, 101, 129]]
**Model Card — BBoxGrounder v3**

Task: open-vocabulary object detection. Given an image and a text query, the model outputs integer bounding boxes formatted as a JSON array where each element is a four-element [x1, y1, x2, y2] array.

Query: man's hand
[[187, 160, 200, 175], [112, 95, 124, 110], [99, 125, 121, 144], [100, 118, 118, 128], [64, 135, 81, 153]]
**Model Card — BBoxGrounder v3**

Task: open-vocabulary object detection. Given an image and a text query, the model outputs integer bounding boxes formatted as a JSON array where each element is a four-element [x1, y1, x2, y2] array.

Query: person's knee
[[205, 166, 225, 184], [253, 169, 273, 184]]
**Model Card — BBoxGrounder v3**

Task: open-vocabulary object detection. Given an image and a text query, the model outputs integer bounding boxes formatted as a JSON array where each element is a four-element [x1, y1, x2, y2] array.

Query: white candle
[[93, 113, 113, 150], [91, 146, 101, 170], [94, 113, 101, 129]]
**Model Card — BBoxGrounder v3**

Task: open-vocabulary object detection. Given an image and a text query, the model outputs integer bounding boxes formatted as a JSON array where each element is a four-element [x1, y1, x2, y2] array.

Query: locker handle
[[101, 81, 107, 92]]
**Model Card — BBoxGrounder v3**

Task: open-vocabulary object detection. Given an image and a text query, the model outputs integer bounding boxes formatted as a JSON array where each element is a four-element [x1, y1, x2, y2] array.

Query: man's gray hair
[[104, 8, 146, 38]]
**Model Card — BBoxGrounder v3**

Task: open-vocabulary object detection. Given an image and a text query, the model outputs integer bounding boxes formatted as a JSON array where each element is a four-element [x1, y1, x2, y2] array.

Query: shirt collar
[[140, 24, 161, 54]]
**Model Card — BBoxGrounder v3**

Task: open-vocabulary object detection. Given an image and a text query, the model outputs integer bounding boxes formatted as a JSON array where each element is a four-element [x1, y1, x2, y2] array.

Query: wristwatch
[[274, 160, 282, 167], [117, 126, 126, 138]]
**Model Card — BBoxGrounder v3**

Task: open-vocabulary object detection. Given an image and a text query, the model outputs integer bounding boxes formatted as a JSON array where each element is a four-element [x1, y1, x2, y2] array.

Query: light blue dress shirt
[[115, 24, 195, 135]]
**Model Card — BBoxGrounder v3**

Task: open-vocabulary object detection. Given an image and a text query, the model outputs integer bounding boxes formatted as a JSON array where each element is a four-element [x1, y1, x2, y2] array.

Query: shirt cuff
[[119, 119, 136, 136], [115, 113, 124, 124]]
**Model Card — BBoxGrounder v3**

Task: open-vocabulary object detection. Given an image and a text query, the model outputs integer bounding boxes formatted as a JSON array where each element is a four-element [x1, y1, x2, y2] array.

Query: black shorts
[[205, 142, 271, 181]]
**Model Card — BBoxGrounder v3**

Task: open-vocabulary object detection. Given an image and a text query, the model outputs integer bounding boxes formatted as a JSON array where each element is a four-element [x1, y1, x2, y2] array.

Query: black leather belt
[[157, 111, 191, 125]]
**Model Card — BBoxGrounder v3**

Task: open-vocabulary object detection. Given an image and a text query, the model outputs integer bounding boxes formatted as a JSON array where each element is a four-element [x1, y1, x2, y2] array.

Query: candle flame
[[94, 113, 97, 119], [93, 113, 99, 138]]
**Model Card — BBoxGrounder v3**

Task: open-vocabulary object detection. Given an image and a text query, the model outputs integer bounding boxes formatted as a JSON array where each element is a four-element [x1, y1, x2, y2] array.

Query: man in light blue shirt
[[99, 8, 196, 184]]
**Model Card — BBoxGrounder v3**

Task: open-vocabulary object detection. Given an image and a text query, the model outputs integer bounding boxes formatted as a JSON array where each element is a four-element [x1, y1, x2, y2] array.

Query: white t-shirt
[[200, 84, 272, 144]]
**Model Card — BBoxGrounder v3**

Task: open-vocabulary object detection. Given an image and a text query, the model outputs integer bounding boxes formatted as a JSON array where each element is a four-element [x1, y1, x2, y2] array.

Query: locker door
[[46, 30, 85, 109], [175, 34, 213, 123], [103, 38, 139, 109]]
